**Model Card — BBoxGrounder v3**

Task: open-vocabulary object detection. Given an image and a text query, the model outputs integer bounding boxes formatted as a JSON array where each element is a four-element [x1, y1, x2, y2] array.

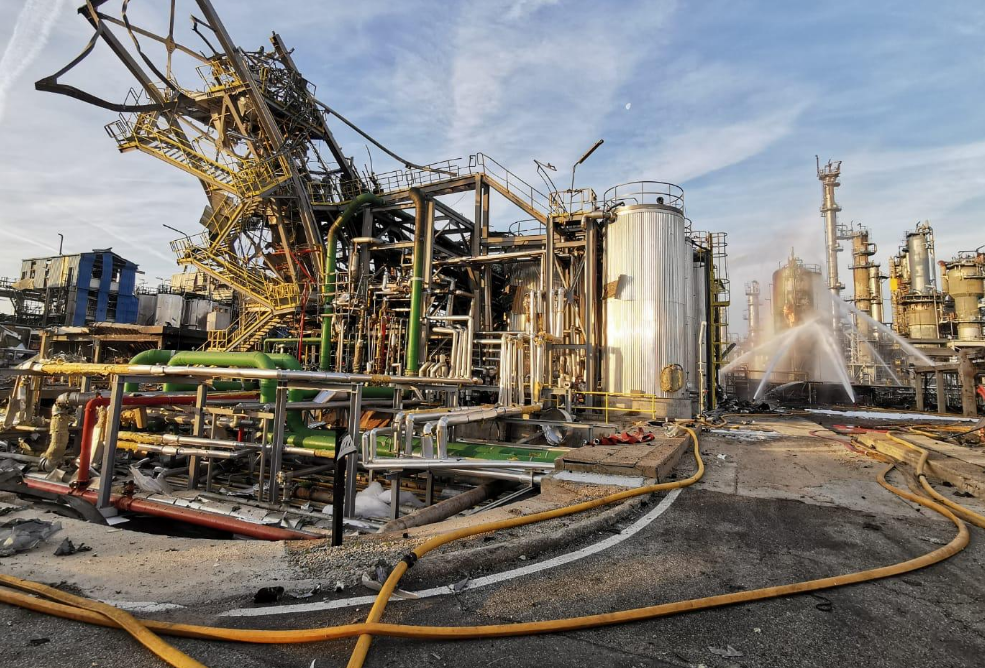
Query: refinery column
[[817, 159, 844, 299]]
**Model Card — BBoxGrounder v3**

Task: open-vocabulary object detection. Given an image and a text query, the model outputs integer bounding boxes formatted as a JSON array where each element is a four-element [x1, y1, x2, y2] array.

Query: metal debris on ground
[[129, 466, 173, 495], [0, 518, 62, 557], [53, 537, 91, 556], [708, 645, 743, 658]]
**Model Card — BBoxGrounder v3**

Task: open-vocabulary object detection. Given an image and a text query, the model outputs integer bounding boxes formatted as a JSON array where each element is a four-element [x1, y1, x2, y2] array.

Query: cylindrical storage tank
[[907, 231, 933, 295], [945, 258, 985, 341], [603, 203, 690, 418]]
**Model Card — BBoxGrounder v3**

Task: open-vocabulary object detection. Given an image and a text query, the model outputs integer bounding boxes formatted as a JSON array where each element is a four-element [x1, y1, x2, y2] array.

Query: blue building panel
[[116, 261, 139, 323], [71, 253, 95, 326], [93, 252, 112, 322]]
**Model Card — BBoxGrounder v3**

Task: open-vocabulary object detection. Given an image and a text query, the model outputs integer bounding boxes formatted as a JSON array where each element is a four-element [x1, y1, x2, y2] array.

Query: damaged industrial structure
[[0, 2, 983, 668]]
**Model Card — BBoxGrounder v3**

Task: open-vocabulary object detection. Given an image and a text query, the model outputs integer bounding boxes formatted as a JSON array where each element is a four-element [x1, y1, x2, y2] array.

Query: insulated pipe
[[430, 315, 474, 378], [33, 363, 479, 387], [116, 442, 247, 460], [361, 458, 553, 471], [403, 405, 493, 455], [405, 187, 426, 374], [22, 478, 313, 541], [433, 404, 542, 458], [322, 193, 383, 371]]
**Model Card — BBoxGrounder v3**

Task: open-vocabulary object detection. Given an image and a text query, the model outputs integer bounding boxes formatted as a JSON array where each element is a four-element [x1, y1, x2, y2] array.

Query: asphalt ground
[[2, 419, 984, 668]]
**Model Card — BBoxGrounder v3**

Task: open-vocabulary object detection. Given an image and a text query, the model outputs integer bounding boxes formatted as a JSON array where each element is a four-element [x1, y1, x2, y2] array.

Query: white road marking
[[219, 487, 683, 618], [100, 600, 185, 613]]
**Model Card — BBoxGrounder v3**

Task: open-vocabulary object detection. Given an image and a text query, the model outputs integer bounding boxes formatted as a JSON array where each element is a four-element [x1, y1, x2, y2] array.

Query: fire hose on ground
[[0, 424, 979, 668]]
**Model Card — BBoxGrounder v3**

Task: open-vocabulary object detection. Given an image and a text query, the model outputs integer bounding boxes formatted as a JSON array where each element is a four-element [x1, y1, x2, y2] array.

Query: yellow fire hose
[[885, 430, 985, 530], [0, 424, 978, 668]]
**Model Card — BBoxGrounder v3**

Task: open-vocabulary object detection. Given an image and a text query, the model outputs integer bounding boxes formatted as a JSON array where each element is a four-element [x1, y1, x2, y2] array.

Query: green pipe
[[404, 187, 426, 374], [124, 350, 175, 391], [163, 351, 278, 401], [321, 192, 382, 371]]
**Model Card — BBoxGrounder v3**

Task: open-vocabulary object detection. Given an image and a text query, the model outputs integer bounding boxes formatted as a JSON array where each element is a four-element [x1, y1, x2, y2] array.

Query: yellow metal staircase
[[207, 307, 280, 352]]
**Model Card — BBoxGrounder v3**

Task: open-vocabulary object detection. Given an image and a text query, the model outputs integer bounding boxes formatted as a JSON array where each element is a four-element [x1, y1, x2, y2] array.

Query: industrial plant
[[0, 3, 983, 668]]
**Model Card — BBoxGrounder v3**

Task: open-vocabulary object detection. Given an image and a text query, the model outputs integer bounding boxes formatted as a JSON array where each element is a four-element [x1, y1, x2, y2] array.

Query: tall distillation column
[[848, 226, 876, 382], [868, 263, 885, 323], [745, 280, 762, 346], [817, 159, 844, 300]]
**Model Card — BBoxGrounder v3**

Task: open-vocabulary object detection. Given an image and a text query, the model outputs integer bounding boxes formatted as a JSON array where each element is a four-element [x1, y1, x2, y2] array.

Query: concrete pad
[[554, 435, 689, 479]]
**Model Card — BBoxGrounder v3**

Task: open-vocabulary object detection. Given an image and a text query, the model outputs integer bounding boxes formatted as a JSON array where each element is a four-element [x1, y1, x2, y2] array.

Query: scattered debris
[[129, 465, 173, 495], [28, 638, 50, 647], [253, 586, 285, 604], [53, 538, 91, 556], [378, 487, 424, 509], [291, 584, 321, 599], [921, 536, 947, 545], [354, 481, 391, 519], [708, 645, 743, 658], [0, 518, 62, 557], [360, 573, 418, 600], [451, 576, 471, 593]]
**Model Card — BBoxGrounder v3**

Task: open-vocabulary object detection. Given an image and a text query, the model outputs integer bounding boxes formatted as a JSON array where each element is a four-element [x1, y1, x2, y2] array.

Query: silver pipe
[[31, 363, 480, 387], [361, 458, 553, 471], [433, 403, 543, 457], [118, 442, 247, 459], [444, 468, 545, 485], [438, 250, 545, 266]]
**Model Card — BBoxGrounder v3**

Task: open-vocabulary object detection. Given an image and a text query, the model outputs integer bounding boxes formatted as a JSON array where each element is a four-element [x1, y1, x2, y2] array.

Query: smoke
[[0, 0, 68, 126]]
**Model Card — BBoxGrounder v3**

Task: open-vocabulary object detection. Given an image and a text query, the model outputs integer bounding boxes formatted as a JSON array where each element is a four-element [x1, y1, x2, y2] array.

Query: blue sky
[[1, 1, 984, 331]]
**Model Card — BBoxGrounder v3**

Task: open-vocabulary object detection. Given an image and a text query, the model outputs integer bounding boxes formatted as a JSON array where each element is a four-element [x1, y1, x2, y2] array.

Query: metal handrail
[[469, 153, 550, 215], [603, 181, 684, 210]]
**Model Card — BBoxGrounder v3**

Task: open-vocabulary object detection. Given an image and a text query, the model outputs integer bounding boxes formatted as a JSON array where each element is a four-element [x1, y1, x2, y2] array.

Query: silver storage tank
[[603, 202, 691, 418]]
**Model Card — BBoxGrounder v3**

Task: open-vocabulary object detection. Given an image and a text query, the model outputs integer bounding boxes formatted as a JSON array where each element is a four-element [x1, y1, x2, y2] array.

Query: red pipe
[[75, 392, 256, 488], [25, 478, 314, 541]]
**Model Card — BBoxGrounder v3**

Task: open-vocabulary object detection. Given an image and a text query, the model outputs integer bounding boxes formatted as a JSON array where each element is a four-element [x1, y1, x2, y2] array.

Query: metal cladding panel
[[136, 295, 158, 325], [154, 294, 184, 327], [603, 205, 690, 413]]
